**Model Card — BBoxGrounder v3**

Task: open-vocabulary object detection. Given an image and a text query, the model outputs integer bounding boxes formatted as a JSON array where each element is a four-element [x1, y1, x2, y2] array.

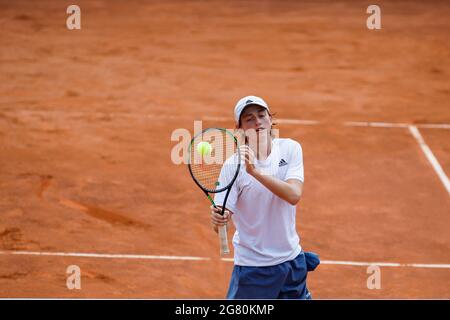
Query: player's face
[[238, 105, 273, 147], [239, 105, 272, 132]]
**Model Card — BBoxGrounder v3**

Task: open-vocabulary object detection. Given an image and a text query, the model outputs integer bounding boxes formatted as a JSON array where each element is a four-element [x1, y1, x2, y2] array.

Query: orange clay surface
[[0, 0, 449, 298]]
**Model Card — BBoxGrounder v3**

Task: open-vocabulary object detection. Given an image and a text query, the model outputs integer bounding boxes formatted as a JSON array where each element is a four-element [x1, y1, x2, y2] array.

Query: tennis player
[[212, 95, 319, 299]]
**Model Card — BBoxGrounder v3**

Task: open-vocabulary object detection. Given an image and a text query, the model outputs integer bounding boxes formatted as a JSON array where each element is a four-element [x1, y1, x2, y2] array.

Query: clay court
[[0, 0, 449, 298]]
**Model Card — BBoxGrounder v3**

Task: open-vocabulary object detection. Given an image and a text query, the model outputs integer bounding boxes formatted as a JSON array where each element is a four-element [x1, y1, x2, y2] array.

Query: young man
[[211, 95, 318, 299]]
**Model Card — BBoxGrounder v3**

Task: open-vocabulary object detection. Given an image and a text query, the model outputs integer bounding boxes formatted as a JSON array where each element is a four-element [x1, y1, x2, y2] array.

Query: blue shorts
[[226, 252, 313, 299]]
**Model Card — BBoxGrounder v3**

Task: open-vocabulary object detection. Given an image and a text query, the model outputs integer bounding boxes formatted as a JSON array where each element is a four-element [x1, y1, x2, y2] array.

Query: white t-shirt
[[214, 138, 304, 267]]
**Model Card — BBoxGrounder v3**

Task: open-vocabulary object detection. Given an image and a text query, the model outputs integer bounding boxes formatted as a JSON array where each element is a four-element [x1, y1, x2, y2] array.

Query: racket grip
[[218, 225, 230, 255]]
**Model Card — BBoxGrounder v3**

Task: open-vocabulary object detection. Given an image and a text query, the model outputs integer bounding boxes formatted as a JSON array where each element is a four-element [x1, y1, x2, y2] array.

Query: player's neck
[[256, 136, 272, 161]]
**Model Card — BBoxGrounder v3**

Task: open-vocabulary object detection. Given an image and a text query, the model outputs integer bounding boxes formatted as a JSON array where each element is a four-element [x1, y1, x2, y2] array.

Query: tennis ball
[[197, 141, 212, 156]]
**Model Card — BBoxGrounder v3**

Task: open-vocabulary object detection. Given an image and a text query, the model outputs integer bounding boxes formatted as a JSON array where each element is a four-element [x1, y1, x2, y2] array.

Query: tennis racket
[[187, 128, 241, 255]]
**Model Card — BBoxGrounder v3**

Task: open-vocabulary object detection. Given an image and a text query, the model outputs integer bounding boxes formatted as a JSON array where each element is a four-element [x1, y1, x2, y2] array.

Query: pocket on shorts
[[304, 251, 320, 272]]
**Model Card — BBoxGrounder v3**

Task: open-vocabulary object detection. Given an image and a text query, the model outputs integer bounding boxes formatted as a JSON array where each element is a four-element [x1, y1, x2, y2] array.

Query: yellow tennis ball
[[197, 141, 212, 156]]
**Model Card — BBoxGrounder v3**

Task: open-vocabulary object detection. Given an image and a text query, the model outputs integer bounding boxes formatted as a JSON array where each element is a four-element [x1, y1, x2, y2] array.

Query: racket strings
[[189, 129, 239, 193]]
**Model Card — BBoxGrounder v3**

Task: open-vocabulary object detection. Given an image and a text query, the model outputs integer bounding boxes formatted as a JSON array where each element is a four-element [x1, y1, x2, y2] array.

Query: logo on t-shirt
[[278, 159, 288, 167]]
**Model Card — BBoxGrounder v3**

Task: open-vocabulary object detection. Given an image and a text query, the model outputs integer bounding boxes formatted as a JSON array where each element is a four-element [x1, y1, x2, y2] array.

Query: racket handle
[[218, 225, 230, 255]]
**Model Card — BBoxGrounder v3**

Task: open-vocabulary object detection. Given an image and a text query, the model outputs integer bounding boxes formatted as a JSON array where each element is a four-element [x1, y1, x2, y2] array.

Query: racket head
[[187, 128, 241, 193]]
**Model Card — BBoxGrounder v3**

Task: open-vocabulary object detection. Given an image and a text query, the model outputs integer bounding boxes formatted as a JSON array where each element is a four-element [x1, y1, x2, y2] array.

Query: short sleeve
[[285, 140, 304, 183]]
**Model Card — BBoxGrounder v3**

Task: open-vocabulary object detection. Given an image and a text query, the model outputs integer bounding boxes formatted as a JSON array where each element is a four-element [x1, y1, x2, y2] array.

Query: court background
[[0, 0, 449, 298]]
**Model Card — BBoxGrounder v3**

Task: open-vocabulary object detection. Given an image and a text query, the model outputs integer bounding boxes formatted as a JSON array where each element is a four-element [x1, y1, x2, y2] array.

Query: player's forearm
[[250, 170, 302, 205]]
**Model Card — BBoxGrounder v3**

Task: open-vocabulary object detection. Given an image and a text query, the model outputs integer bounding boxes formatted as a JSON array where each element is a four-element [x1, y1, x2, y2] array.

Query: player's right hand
[[210, 206, 230, 228]]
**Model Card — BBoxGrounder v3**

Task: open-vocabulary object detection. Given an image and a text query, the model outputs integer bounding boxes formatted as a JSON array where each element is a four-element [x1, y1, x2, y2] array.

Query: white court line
[[1, 251, 449, 269], [344, 121, 409, 128], [3, 110, 450, 129], [0, 251, 208, 261], [319, 260, 450, 269], [345, 121, 450, 129], [417, 123, 450, 129], [320, 260, 402, 267], [204, 116, 449, 128], [408, 125, 450, 196]]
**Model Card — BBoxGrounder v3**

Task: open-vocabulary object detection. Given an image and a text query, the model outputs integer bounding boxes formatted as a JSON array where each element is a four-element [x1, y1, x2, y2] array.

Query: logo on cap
[[245, 100, 253, 105]]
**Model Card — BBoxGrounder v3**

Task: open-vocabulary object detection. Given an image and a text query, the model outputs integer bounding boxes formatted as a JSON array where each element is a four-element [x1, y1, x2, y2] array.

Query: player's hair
[[269, 111, 277, 138]]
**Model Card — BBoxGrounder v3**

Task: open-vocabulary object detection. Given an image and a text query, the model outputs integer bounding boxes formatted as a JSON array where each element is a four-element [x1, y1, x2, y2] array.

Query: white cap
[[234, 95, 270, 124]]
